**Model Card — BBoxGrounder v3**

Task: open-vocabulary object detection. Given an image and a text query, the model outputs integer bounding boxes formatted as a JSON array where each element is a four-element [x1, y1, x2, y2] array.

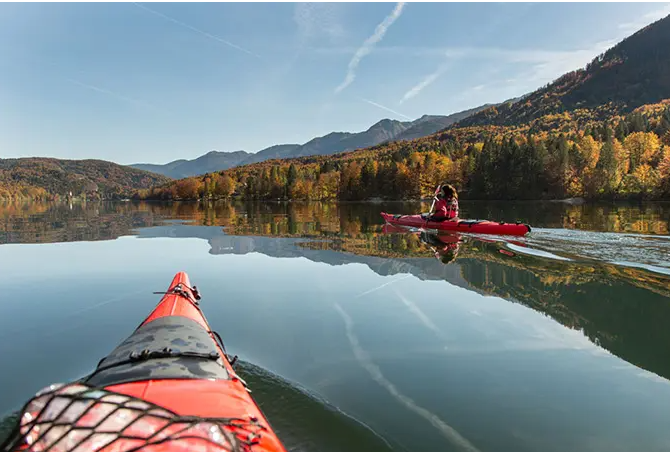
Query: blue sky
[[1, 2, 669, 165]]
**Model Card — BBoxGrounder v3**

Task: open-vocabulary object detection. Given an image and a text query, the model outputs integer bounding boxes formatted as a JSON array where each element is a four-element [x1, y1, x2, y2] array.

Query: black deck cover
[[86, 315, 230, 387]]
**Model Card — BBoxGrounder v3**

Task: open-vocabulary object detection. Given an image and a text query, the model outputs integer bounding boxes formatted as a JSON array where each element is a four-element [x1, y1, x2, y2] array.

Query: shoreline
[[4, 197, 669, 206]]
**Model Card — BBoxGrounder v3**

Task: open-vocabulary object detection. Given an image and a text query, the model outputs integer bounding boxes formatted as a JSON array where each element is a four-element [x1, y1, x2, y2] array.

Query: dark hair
[[439, 248, 458, 264], [441, 184, 458, 199]]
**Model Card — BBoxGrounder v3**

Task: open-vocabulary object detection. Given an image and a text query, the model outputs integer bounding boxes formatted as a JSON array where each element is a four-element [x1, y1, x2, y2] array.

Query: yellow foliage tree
[[315, 172, 339, 200], [623, 132, 661, 172], [213, 174, 236, 198], [662, 131, 670, 147], [289, 178, 313, 200], [175, 178, 200, 199], [631, 164, 659, 195], [579, 135, 602, 171], [657, 145, 670, 194]]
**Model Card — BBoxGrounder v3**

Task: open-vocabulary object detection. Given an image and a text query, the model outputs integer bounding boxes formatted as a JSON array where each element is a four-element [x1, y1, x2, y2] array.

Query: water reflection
[[420, 232, 461, 264], [126, 202, 670, 384], [2, 200, 670, 452], [3, 199, 670, 238], [2, 200, 670, 383]]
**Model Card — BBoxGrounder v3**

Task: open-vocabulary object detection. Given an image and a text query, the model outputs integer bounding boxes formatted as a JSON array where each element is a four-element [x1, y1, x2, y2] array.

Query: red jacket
[[433, 197, 458, 219]]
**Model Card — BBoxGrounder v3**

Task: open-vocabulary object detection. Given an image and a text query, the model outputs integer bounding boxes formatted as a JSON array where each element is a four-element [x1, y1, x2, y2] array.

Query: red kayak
[[381, 212, 531, 236], [3, 272, 287, 452]]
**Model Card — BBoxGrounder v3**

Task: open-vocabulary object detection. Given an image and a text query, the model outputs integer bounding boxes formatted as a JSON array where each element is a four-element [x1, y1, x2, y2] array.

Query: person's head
[[441, 184, 457, 200], [438, 246, 459, 264]]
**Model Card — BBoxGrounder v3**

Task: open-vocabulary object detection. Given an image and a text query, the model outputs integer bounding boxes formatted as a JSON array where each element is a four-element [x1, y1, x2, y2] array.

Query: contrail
[[397, 3, 534, 105], [66, 78, 161, 111], [132, 2, 262, 59], [354, 274, 412, 298], [361, 98, 412, 120], [394, 289, 445, 340], [0, 289, 146, 342], [334, 303, 481, 452], [399, 62, 450, 105], [335, 2, 406, 93]]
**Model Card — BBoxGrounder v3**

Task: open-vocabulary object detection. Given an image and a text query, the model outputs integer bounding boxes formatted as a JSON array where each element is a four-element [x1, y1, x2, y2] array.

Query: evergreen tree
[[615, 120, 628, 142], [656, 107, 670, 137], [627, 112, 648, 133], [287, 164, 298, 186]]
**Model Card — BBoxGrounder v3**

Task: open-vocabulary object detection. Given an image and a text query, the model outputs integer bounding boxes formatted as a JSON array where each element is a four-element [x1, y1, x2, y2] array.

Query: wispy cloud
[[334, 2, 406, 94], [399, 39, 618, 105], [361, 98, 412, 121], [294, 2, 346, 44], [308, 45, 480, 58], [277, 3, 347, 88], [66, 78, 161, 111], [618, 3, 670, 33], [132, 2, 261, 59], [513, 40, 618, 83]]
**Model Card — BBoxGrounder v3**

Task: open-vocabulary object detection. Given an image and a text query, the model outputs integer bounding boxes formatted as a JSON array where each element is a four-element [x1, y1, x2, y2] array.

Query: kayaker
[[430, 184, 459, 221]]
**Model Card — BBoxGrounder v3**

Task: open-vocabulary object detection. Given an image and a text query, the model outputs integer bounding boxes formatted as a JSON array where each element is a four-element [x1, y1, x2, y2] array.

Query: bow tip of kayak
[[169, 271, 192, 289]]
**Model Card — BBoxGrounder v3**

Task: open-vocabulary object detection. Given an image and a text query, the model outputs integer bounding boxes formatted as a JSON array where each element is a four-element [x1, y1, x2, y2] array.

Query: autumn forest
[[135, 102, 670, 202]]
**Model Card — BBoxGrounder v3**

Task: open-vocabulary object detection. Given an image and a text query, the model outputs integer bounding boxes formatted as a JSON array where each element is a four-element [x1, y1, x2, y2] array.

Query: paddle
[[428, 185, 441, 216]]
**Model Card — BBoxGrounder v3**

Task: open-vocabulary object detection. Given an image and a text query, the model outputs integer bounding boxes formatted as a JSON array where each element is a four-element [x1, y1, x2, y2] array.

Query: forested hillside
[[0, 158, 170, 200], [135, 101, 670, 202]]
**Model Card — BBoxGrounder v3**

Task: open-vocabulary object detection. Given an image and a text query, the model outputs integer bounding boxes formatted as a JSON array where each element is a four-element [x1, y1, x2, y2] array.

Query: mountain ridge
[[130, 103, 493, 178], [131, 150, 253, 179]]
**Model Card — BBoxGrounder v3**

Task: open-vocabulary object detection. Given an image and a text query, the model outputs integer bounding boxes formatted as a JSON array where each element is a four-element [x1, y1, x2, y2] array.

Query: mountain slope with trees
[[0, 158, 170, 200], [455, 15, 670, 128], [135, 100, 670, 202]]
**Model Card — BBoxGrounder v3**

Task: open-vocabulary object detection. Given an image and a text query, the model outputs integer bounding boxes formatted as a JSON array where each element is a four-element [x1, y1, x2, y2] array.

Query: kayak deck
[[98, 272, 286, 451], [5, 272, 287, 452], [381, 212, 531, 236]]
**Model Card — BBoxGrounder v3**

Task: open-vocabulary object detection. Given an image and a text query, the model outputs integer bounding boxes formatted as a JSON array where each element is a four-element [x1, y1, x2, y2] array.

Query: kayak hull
[[381, 212, 531, 236], [89, 272, 287, 452]]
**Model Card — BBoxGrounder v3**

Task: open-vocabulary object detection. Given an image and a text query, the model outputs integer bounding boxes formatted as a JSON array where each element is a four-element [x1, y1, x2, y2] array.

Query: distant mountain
[[239, 144, 301, 163], [395, 104, 494, 141], [131, 150, 252, 179], [241, 118, 410, 167], [247, 103, 495, 162], [0, 158, 170, 200], [456, 14, 670, 127], [132, 103, 492, 178]]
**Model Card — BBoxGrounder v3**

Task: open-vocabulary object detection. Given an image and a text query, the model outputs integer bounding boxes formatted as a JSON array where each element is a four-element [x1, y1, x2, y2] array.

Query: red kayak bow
[[4, 272, 287, 452]]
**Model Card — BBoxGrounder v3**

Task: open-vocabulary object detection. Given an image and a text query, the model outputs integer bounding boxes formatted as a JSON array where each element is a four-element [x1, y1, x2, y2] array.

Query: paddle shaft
[[428, 185, 440, 214]]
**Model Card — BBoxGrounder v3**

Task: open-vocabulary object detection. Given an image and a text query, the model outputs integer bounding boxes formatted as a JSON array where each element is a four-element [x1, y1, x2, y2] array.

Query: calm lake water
[[1, 200, 670, 452]]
